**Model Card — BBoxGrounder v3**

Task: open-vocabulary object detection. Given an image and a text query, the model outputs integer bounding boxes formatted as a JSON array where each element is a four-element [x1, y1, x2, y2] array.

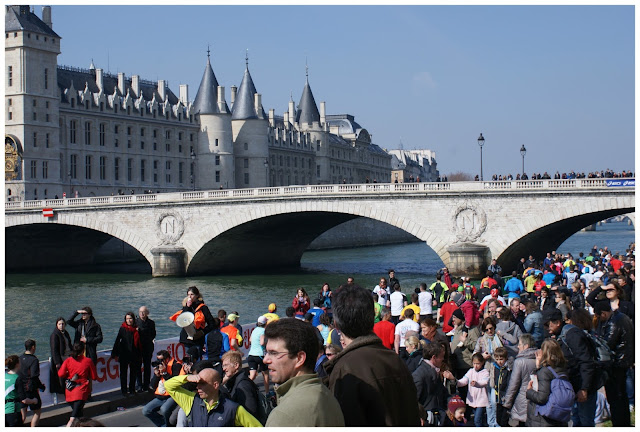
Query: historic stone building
[[5, 6, 407, 201], [389, 149, 439, 183]]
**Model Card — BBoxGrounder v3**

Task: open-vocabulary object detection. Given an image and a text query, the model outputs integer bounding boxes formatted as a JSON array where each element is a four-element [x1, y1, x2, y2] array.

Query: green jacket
[[266, 374, 344, 427]]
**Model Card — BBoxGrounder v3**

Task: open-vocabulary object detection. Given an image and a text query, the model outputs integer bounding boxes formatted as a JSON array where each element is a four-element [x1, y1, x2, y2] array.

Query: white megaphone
[[176, 312, 196, 340]]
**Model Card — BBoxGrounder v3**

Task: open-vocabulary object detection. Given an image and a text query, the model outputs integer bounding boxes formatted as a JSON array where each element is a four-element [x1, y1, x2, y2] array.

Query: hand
[[483, 352, 491, 360], [527, 380, 533, 390], [471, 380, 477, 387], [459, 332, 467, 343], [154, 368, 161, 377], [77, 310, 86, 314], [187, 373, 200, 383], [56, 364, 61, 370], [182, 363, 192, 374], [442, 370, 455, 380], [576, 389, 588, 403]]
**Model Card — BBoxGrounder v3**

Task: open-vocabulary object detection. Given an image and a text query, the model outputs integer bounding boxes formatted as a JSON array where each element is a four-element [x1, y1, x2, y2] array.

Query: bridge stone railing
[[5, 178, 634, 211]]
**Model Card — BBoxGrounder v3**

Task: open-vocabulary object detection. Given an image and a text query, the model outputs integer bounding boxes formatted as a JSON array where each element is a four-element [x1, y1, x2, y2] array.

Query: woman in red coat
[[58, 342, 97, 427], [111, 311, 142, 396], [292, 288, 311, 318]]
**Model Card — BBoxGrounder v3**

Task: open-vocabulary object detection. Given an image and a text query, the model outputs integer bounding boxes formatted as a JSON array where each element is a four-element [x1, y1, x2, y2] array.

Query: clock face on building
[[5, 136, 20, 181]]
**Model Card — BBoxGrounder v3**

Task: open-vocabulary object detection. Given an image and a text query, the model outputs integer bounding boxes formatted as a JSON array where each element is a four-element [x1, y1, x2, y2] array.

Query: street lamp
[[190, 149, 196, 191], [477, 133, 485, 181], [520, 144, 527, 177], [264, 158, 269, 187]]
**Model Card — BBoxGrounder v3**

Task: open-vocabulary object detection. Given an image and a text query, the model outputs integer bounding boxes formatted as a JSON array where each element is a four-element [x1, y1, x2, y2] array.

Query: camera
[[182, 355, 193, 365], [151, 360, 162, 368]]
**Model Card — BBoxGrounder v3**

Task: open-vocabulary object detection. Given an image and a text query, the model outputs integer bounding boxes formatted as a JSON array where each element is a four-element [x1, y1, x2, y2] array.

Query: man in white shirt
[[394, 308, 419, 360], [417, 283, 433, 320], [389, 283, 408, 325], [373, 278, 390, 308]]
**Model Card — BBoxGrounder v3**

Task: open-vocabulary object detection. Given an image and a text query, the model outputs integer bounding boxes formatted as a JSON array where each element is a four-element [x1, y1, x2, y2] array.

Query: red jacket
[[373, 320, 395, 349], [58, 355, 97, 402], [439, 301, 459, 333]]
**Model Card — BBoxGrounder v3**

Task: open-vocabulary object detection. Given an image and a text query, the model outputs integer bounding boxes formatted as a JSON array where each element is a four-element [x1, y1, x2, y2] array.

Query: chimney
[[230, 85, 237, 105], [217, 86, 225, 107], [254, 93, 262, 113], [42, 6, 52, 29], [269, 108, 275, 127], [117, 72, 125, 94], [157, 80, 166, 102], [320, 101, 326, 125], [288, 100, 295, 125], [179, 84, 188, 105], [95, 68, 103, 91], [131, 75, 140, 97], [283, 111, 289, 129]]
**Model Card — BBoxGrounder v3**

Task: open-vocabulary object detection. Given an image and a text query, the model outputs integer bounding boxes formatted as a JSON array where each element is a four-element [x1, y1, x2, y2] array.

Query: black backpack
[[249, 379, 274, 425]]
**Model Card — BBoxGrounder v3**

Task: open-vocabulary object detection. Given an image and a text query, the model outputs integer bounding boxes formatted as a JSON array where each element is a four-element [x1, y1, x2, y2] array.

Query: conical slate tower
[[295, 69, 320, 125], [232, 62, 265, 120], [193, 52, 220, 114]]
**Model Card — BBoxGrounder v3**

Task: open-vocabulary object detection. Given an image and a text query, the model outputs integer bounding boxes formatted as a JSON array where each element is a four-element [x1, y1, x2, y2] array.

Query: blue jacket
[[523, 311, 544, 347], [504, 278, 523, 298]]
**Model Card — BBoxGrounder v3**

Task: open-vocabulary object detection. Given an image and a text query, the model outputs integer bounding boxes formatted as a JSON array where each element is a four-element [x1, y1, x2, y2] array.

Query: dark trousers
[[137, 348, 154, 390], [605, 367, 631, 426], [119, 360, 139, 394], [391, 315, 400, 325]]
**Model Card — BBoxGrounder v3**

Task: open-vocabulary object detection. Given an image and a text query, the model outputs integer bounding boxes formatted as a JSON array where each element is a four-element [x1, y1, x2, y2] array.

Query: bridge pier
[[151, 246, 187, 277], [446, 243, 491, 279]]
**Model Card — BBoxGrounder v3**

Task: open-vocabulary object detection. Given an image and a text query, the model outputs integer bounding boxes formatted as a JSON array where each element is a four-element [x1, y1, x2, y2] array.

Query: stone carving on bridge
[[452, 203, 487, 243], [156, 211, 185, 244]]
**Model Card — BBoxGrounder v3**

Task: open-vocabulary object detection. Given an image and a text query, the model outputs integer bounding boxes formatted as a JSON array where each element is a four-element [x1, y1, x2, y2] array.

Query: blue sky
[[48, 5, 634, 176]]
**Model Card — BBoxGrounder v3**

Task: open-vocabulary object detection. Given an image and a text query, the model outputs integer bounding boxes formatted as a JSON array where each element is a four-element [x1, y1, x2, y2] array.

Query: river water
[[4, 221, 634, 358]]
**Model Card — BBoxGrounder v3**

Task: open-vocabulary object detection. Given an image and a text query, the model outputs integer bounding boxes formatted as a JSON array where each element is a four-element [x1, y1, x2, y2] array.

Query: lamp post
[[190, 149, 196, 191], [520, 144, 527, 177], [477, 133, 485, 181], [264, 158, 269, 187]]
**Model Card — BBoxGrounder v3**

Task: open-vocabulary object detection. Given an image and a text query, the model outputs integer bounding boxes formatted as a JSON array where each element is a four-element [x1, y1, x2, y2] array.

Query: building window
[[114, 158, 120, 181], [166, 143, 170, 152], [99, 123, 105, 146], [30, 161, 37, 178], [215, 171, 220, 183], [84, 121, 91, 145], [127, 126, 132, 135], [179, 162, 183, 183], [33, 112, 36, 120], [244, 159, 249, 169], [42, 161, 48, 178], [46, 113, 50, 122], [33, 132, 37, 147], [140, 128, 145, 137], [244, 142, 248, 150], [244, 173, 249, 185], [8, 112, 11, 120], [215, 138, 219, 147], [140, 160, 145, 181], [115, 138, 119, 148], [128, 140, 131, 149], [115, 125, 119, 134], [44, 68, 48, 89], [70, 155, 77, 179], [99, 156, 106, 180], [153, 129, 157, 138], [215, 155, 220, 166], [166, 161, 171, 170], [153, 160, 158, 170], [190, 133, 194, 142], [141, 141, 145, 150], [46, 133, 50, 148], [128, 158, 133, 181], [165, 130, 171, 139], [153, 142, 157, 151], [178, 132, 183, 141], [317, 165, 321, 176], [8, 66, 12, 86], [178, 144, 182, 153], [85, 155, 92, 179]]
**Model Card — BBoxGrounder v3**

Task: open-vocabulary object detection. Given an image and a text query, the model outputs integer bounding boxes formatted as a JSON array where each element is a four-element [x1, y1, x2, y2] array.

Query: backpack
[[535, 367, 575, 423], [250, 380, 275, 425], [585, 331, 614, 369]]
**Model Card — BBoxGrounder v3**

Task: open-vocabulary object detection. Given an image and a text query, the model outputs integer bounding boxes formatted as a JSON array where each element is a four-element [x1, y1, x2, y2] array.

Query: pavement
[[26, 366, 270, 427]]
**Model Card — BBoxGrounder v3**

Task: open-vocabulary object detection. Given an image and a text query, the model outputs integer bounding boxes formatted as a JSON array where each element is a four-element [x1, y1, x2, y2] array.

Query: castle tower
[[5, 6, 61, 200], [231, 53, 269, 188], [295, 66, 321, 132], [193, 48, 234, 189]]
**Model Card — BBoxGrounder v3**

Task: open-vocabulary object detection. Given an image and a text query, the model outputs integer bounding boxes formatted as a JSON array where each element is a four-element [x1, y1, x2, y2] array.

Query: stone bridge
[[5, 178, 635, 277]]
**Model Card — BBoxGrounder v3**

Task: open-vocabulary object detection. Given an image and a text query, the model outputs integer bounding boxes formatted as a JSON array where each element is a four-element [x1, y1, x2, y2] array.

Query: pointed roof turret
[[295, 65, 320, 125], [232, 51, 265, 120], [193, 46, 220, 115]]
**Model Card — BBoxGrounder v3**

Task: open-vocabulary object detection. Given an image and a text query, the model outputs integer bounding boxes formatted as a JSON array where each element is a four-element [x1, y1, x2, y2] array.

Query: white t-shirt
[[390, 291, 406, 316], [418, 291, 433, 315], [395, 318, 420, 347], [373, 285, 390, 306]]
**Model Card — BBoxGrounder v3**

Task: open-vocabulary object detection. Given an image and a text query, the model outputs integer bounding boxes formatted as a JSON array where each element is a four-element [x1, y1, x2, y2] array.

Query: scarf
[[121, 322, 141, 351], [483, 334, 503, 356]]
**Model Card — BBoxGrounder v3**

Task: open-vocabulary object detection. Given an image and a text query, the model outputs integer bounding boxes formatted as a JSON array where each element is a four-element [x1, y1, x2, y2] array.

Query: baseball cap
[[257, 315, 268, 325], [268, 303, 277, 312], [228, 313, 239, 322]]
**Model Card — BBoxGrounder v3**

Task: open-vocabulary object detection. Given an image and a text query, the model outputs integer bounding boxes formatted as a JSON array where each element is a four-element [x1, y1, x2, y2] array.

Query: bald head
[[198, 368, 221, 384], [195, 368, 221, 402]]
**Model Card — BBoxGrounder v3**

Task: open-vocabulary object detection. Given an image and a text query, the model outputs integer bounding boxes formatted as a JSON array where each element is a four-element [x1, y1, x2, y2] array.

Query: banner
[[605, 179, 635, 187], [36, 323, 257, 408]]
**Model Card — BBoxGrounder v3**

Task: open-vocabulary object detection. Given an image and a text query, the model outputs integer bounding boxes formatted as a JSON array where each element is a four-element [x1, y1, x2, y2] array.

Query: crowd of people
[[5, 243, 635, 427], [481, 169, 634, 182]]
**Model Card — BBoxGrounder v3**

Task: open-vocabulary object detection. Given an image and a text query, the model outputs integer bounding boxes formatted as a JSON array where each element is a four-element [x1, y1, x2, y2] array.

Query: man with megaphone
[[170, 286, 215, 361]]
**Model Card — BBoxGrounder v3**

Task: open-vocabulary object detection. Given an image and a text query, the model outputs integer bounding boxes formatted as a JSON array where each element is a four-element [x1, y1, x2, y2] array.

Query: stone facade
[[5, 6, 406, 201], [389, 149, 439, 183]]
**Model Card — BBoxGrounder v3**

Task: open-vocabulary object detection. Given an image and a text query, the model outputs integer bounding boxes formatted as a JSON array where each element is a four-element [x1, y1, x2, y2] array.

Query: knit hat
[[268, 303, 277, 312], [452, 308, 465, 321], [448, 395, 466, 413], [451, 292, 465, 306]]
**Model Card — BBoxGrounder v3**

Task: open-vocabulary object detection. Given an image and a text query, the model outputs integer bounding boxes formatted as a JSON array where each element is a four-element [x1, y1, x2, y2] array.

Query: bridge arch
[[5, 216, 154, 271], [185, 200, 447, 275], [493, 203, 635, 273]]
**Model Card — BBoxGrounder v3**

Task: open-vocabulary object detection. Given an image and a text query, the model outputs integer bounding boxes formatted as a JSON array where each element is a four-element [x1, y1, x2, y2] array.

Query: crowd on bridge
[[480, 169, 634, 182], [5, 241, 636, 427]]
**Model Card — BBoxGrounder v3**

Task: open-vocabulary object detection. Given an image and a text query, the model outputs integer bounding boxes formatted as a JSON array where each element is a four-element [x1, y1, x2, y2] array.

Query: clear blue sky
[[47, 5, 634, 176]]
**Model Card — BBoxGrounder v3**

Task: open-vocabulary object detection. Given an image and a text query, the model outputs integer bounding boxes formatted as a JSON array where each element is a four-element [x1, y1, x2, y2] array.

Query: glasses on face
[[326, 352, 335, 357], [264, 350, 290, 359], [485, 326, 495, 331]]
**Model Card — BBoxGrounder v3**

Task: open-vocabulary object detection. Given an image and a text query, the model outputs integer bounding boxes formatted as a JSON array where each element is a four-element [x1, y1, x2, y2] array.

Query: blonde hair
[[406, 335, 420, 349], [222, 350, 242, 366]]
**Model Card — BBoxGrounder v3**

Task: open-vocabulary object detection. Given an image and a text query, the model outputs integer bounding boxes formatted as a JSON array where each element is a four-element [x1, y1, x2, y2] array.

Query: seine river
[[5, 221, 634, 358]]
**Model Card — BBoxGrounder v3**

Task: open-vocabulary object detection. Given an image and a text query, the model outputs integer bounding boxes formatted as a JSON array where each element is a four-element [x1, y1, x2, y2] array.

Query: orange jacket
[[170, 303, 206, 330]]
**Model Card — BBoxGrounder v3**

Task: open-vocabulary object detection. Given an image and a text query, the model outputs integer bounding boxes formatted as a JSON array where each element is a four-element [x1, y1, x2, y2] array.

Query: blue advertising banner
[[606, 179, 635, 187]]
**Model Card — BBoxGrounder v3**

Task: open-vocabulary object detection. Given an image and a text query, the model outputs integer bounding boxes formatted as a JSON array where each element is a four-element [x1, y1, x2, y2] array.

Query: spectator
[[522, 301, 544, 348], [203, 317, 230, 376], [453, 353, 490, 427], [262, 318, 344, 426], [292, 288, 311, 318], [503, 334, 540, 426], [67, 306, 103, 365], [490, 346, 512, 426], [404, 336, 424, 373], [136, 306, 156, 392], [19, 339, 46, 427], [169, 287, 215, 359], [413, 341, 452, 426], [373, 307, 395, 349], [142, 349, 182, 427], [111, 311, 142, 396], [325, 284, 420, 426], [49, 317, 72, 395], [221, 351, 260, 420], [58, 342, 97, 427]]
